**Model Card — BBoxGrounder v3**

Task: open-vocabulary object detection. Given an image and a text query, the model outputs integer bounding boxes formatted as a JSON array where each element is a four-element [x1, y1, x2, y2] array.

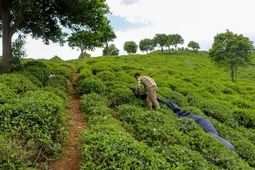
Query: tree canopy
[[124, 41, 138, 54], [153, 34, 168, 53], [68, 31, 103, 58], [0, 0, 110, 72], [209, 30, 254, 82], [139, 38, 154, 54], [103, 44, 119, 56], [171, 34, 184, 50], [188, 41, 200, 52]]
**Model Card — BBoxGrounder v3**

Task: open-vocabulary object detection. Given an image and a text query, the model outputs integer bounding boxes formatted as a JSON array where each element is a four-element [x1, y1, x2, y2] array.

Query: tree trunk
[[1, 2, 12, 73], [231, 68, 235, 82], [79, 48, 85, 59], [234, 67, 238, 82], [161, 46, 163, 53]]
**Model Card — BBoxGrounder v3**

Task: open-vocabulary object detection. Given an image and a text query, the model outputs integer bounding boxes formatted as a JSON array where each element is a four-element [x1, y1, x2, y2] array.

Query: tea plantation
[[1, 51, 255, 169], [76, 52, 255, 169]]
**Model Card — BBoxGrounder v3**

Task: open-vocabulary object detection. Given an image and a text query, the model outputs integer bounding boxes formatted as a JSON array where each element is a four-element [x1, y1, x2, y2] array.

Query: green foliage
[[0, 73, 37, 94], [77, 79, 106, 95], [68, 31, 103, 58], [139, 38, 155, 54], [44, 86, 68, 101], [124, 41, 138, 54], [22, 60, 50, 86], [0, 134, 30, 169], [188, 41, 200, 52], [11, 35, 26, 71], [80, 115, 172, 170], [107, 88, 135, 107], [209, 30, 253, 82], [76, 52, 255, 168], [80, 93, 109, 116], [153, 34, 168, 52], [171, 34, 184, 50], [0, 83, 16, 104], [47, 75, 70, 92], [0, 90, 67, 165], [103, 44, 119, 56]]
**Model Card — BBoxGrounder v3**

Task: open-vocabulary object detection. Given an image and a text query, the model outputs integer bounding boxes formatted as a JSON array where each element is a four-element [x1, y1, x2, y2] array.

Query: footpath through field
[[49, 73, 86, 170]]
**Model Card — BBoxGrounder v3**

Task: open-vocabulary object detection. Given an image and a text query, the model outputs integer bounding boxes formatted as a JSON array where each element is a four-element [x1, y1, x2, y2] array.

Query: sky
[[1, 0, 255, 60]]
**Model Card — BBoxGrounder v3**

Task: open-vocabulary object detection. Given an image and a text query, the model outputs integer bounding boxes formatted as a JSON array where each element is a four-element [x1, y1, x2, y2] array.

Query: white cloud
[[120, 0, 140, 5], [1, 0, 255, 59]]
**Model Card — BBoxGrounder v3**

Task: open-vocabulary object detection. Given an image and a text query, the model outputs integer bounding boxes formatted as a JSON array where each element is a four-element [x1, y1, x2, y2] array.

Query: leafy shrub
[[80, 93, 108, 114], [161, 145, 212, 169], [0, 83, 16, 104], [107, 88, 135, 107], [20, 71, 43, 87], [0, 74, 37, 94], [79, 68, 93, 80], [233, 109, 255, 128], [44, 86, 68, 101], [77, 79, 106, 96], [0, 134, 31, 169], [23, 61, 50, 86], [0, 91, 67, 164], [47, 75, 70, 92], [234, 139, 255, 167], [168, 90, 189, 106], [48, 63, 73, 80], [116, 105, 188, 147], [80, 115, 172, 170], [187, 131, 251, 169], [96, 70, 115, 82]]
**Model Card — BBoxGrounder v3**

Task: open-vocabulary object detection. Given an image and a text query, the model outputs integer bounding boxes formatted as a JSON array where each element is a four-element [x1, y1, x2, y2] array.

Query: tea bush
[[0, 90, 67, 164], [107, 88, 135, 107], [77, 79, 106, 95], [0, 83, 16, 104], [0, 134, 31, 169], [47, 75, 70, 92], [0, 74, 37, 94], [80, 115, 172, 170]]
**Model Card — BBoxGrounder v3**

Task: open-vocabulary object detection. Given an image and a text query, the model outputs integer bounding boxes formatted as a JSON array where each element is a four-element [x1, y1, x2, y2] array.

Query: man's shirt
[[138, 76, 157, 89]]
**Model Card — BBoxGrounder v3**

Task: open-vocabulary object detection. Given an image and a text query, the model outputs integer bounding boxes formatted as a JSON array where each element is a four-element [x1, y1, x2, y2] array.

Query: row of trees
[[123, 34, 200, 54]]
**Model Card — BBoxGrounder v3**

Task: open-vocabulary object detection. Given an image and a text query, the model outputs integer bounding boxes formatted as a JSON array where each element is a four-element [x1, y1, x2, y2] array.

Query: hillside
[[1, 52, 255, 169], [76, 52, 255, 169]]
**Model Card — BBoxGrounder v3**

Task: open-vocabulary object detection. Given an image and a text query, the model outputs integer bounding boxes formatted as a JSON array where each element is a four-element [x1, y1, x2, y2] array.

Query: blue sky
[[1, 0, 255, 60]]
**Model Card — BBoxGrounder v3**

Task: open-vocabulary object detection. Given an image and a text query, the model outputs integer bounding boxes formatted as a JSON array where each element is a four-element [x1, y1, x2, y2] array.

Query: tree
[[11, 34, 26, 71], [166, 35, 174, 51], [100, 20, 116, 55], [154, 34, 168, 53], [124, 41, 138, 54], [188, 41, 200, 52], [103, 44, 119, 56], [0, 0, 109, 72], [172, 34, 184, 50], [209, 30, 253, 82], [139, 38, 154, 54], [68, 31, 103, 58]]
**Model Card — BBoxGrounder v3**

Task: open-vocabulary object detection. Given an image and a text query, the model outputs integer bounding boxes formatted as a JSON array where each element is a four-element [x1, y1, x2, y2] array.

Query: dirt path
[[49, 74, 86, 170]]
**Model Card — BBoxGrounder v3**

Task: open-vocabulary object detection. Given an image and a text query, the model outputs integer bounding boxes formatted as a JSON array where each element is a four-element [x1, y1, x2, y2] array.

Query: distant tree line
[[123, 33, 200, 54]]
